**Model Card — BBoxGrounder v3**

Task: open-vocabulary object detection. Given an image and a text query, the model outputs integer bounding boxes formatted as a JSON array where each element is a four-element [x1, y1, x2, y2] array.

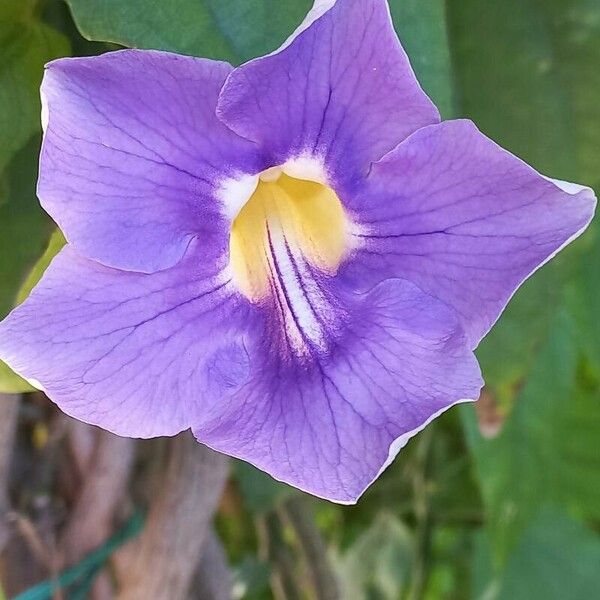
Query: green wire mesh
[[11, 511, 144, 600]]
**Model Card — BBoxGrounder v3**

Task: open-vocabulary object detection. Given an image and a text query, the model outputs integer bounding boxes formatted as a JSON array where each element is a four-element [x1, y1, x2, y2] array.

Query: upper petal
[[39, 49, 264, 274], [344, 119, 596, 346], [194, 278, 482, 503], [0, 244, 251, 437], [217, 0, 439, 185]]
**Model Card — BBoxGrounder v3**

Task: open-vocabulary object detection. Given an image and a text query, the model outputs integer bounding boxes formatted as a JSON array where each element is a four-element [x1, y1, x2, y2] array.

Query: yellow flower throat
[[229, 172, 349, 302]]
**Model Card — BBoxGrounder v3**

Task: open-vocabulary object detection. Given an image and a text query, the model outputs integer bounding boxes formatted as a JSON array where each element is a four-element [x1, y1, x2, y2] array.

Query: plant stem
[[407, 429, 435, 600], [283, 497, 340, 600]]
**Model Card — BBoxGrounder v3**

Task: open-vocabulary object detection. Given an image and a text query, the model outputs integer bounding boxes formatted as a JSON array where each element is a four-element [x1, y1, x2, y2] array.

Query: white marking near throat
[[218, 154, 329, 222], [283, 154, 328, 184], [218, 172, 259, 221], [266, 222, 327, 354], [225, 156, 344, 357]]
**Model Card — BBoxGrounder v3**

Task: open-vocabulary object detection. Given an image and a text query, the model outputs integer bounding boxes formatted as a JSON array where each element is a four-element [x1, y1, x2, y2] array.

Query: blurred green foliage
[[335, 513, 413, 598], [1, 0, 599, 598], [0, 138, 54, 392], [463, 314, 600, 563], [0, 1, 69, 390], [65, 0, 312, 63], [0, 0, 69, 176], [473, 509, 600, 600]]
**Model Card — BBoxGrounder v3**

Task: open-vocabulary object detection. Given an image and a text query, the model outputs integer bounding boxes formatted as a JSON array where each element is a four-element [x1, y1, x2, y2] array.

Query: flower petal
[[39, 49, 263, 274], [0, 244, 252, 437], [217, 0, 439, 184], [194, 278, 482, 503], [345, 119, 596, 346]]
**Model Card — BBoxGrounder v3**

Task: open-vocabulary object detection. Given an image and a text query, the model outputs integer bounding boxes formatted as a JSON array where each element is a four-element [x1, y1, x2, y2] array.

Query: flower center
[[229, 170, 348, 303]]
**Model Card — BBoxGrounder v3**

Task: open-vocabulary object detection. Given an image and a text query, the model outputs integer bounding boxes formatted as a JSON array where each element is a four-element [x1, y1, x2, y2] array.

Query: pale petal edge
[[194, 396, 479, 505]]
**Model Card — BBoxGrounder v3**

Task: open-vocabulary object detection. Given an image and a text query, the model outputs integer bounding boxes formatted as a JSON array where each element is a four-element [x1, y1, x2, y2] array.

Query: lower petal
[[194, 278, 482, 503], [0, 245, 251, 437]]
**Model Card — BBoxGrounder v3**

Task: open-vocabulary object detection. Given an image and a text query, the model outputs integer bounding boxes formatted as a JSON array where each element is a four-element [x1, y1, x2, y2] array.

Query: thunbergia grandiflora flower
[[0, 0, 595, 502]]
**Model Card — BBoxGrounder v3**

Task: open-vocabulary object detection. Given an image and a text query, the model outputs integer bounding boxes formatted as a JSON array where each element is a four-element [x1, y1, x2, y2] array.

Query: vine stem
[[190, 529, 232, 600], [407, 428, 435, 600], [282, 496, 340, 600]]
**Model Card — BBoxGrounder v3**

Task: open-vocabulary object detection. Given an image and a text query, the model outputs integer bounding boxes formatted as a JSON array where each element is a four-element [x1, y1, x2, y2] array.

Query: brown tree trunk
[[0, 392, 20, 551], [190, 529, 232, 600], [60, 425, 136, 600], [61, 427, 135, 564], [117, 433, 228, 600]]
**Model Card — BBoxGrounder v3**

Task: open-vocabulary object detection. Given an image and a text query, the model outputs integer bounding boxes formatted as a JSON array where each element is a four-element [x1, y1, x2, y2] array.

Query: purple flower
[[0, 0, 595, 502]]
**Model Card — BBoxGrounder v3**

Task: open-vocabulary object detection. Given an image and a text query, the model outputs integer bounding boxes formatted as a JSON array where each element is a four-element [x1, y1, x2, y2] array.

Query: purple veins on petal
[[342, 119, 596, 347], [0, 244, 251, 438], [38, 49, 265, 274], [0, 0, 596, 503], [216, 0, 440, 186], [195, 277, 482, 502]]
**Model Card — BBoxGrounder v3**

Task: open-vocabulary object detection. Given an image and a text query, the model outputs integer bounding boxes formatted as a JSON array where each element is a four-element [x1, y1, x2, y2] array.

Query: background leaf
[[463, 314, 600, 562], [335, 513, 413, 600], [16, 229, 66, 306], [497, 509, 600, 600], [0, 2, 69, 393], [0, 226, 66, 390], [448, 0, 600, 393], [65, 0, 453, 115], [0, 138, 55, 393], [0, 360, 33, 394], [234, 461, 294, 514], [389, 0, 454, 117], [0, 4, 69, 179], [473, 509, 600, 600], [65, 0, 311, 63]]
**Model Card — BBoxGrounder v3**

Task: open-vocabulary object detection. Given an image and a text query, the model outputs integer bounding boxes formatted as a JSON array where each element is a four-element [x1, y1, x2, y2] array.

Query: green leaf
[[16, 228, 66, 305], [475, 266, 563, 399], [0, 360, 33, 394], [463, 315, 600, 562], [65, 0, 312, 63], [231, 557, 271, 600], [0, 0, 37, 23], [234, 460, 294, 513], [537, 0, 600, 190], [448, 0, 576, 179], [0, 5, 69, 393], [471, 531, 497, 600], [389, 0, 454, 118], [498, 510, 600, 600], [473, 510, 600, 600], [0, 137, 55, 392], [335, 513, 413, 600], [567, 226, 600, 372], [0, 7, 69, 177], [0, 228, 64, 393], [448, 0, 600, 392], [65, 0, 453, 114]]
